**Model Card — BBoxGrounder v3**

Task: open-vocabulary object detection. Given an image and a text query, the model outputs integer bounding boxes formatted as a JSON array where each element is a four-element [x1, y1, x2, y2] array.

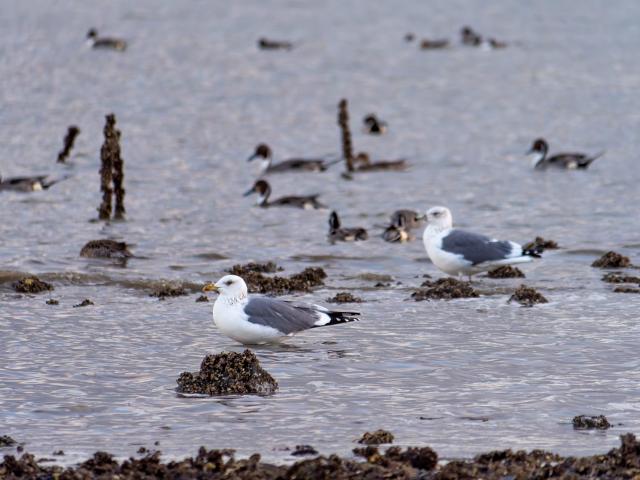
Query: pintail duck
[[258, 38, 293, 50], [527, 138, 604, 170], [248, 144, 341, 174], [382, 209, 425, 243], [353, 152, 407, 172], [244, 180, 326, 209], [0, 173, 66, 192], [363, 115, 388, 135], [86, 29, 127, 51], [328, 211, 368, 243]]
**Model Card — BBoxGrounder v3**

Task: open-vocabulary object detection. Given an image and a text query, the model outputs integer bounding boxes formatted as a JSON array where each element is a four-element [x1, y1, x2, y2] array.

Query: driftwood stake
[[57, 126, 80, 163], [98, 115, 115, 220], [338, 99, 354, 172]]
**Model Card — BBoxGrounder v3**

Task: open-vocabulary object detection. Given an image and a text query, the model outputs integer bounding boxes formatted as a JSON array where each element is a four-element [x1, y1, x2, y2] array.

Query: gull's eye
[[225, 280, 233, 286]]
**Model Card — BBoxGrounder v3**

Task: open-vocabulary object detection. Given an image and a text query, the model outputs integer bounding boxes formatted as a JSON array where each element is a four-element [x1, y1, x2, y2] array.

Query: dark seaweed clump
[[0, 435, 16, 447], [614, 287, 640, 294], [412, 278, 479, 300], [8, 434, 640, 479], [150, 284, 188, 300], [80, 239, 132, 259], [46, 299, 59, 305], [523, 236, 559, 251], [13, 276, 53, 294], [358, 430, 394, 445], [195, 295, 209, 302], [508, 285, 548, 306], [73, 299, 94, 308], [573, 415, 611, 430], [229, 264, 326, 295], [592, 251, 632, 268], [228, 261, 282, 275], [326, 292, 363, 303], [176, 350, 278, 396], [291, 445, 318, 457], [487, 265, 525, 278], [602, 272, 640, 284]]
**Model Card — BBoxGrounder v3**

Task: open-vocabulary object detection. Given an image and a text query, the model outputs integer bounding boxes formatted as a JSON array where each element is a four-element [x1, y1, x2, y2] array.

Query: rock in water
[[176, 350, 278, 396], [592, 251, 632, 268]]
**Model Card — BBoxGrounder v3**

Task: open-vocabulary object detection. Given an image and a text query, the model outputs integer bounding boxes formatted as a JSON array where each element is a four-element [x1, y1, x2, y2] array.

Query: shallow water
[[1, 0, 640, 466]]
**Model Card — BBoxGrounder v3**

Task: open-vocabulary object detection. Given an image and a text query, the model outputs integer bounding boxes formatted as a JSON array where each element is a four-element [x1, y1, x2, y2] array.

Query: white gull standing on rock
[[422, 206, 543, 280], [202, 275, 359, 345]]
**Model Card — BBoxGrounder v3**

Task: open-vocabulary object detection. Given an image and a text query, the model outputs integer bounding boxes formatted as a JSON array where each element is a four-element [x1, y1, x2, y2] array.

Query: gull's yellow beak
[[202, 283, 219, 293]]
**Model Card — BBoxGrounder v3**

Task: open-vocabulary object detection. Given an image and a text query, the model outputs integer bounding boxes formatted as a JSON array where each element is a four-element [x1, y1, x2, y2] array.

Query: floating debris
[[97, 114, 126, 221], [602, 272, 640, 284], [80, 239, 132, 259], [0, 435, 16, 447], [56, 126, 80, 163], [337, 99, 355, 174], [176, 350, 278, 396], [150, 284, 188, 300], [412, 278, 479, 301], [592, 251, 632, 268], [358, 430, 394, 445], [508, 285, 548, 306], [326, 292, 363, 303], [258, 38, 293, 50], [228, 261, 282, 276], [13, 276, 53, 294], [291, 445, 318, 457], [573, 415, 611, 430], [487, 265, 525, 278], [195, 295, 209, 303], [73, 299, 94, 308], [46, 299, 59, 305]]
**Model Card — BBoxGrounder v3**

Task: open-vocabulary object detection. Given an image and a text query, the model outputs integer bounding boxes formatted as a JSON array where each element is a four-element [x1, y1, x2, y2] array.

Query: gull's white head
[[203, 274, 248, 299], [425, 206, 453, 231]]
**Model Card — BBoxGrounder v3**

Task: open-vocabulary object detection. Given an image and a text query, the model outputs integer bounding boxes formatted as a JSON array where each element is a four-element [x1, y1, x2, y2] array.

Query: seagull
[[0, 173, 67, 192], [362, 114, 388, 135], [86, 29, 127, 51], [328, 211, 368, 243], [202, 275, 359, 345], [527, 138, 604, 170], [244, 180, 326, 209], [248, 144, 341, 175], [422, 206, 543, 280]]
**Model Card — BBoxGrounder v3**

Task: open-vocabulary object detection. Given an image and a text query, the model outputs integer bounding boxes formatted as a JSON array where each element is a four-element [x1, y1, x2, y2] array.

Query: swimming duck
[[353, 152, 407, 172], [248, 144, 341, 174], [86, 29, 127, 51], [363, 115, 388, 135], [328, 211, 368, 243], [527, 138, 604, 170], [0, 174, 65, 192], [258, 38, 293, 50], [244, 180, 326, 209], [382, 210, 425, 243], [419, 39, 450, 50]]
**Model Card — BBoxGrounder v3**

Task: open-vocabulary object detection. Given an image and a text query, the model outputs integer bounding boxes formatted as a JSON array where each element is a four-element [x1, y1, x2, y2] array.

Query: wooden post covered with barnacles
[[97, 114, 126, 221], [338, 99, 354, 173]]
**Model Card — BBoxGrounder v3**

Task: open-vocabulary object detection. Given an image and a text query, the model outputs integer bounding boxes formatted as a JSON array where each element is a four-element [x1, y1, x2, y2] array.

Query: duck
[[244, 180, 326, 209], [352, 152, 407, 172], [382, 210, 425, 243], [362, 114, 388, 135], [258, 38, 293, 50], [0, 173, 66, 192], [419, 38, 450, 50], [460, 27, 506, 49], [328, 211, 368, 243], [86, 29, 127, 51], [248, 144, 341, 174], [527, 138, 604, 170]]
